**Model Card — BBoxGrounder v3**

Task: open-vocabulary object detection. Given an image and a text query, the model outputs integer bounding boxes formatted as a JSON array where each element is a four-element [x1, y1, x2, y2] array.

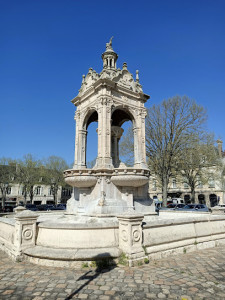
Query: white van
[[172, 198, 184, 204]]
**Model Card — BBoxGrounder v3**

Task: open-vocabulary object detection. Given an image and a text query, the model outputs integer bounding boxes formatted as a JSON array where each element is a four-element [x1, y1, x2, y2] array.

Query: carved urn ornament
[[64, 38, 152, 216]]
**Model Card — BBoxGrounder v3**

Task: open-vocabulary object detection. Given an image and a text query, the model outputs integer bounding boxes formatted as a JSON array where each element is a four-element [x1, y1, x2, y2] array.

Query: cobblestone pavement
[[0, 247, 225, 300]]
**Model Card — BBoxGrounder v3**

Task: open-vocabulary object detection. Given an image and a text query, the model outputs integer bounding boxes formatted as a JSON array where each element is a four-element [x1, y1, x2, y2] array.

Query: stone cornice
[[71, 78, 150, 106]]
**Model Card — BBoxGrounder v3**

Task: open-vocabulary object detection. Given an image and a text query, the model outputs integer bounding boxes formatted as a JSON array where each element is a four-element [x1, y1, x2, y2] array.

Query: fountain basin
[[64, 175, 97, 188], [111, 174, 149, 187], [64, 169, 97, 188]]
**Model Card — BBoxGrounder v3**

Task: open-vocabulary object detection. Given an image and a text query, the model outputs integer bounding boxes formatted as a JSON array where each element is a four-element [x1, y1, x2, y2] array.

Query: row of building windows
[[151, 178, 215, 190], [5, 186, 54, 196], [3, 186, 72, 197]]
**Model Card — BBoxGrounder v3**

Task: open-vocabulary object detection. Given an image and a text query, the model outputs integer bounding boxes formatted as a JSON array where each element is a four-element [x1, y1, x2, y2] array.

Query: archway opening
[[85, 111, 98, 168], [209, 194, 218, 207], [119, 121, 134, 166], [198, 194, 205, 204], [184, 194, 191, 204], [111, 108, 134, 167]]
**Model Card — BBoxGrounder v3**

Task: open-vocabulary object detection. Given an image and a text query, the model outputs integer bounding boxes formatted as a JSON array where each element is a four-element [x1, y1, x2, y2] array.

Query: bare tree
[[145, 96, 207, 206], [176, 133, 220, 202], [119, 126, 134, 167], [87, 158, 96, 169]]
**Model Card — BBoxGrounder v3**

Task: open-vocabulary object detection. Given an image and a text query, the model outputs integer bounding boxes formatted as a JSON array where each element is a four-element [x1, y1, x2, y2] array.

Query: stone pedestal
[[117, 212, 146, 266], [14, 206, 26, 214], [14, 210, 38, 258]]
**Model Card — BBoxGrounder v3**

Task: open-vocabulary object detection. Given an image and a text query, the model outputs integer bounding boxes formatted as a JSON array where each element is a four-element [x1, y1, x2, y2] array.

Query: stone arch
[[78, 108, 98, 168], [198, 194, 206, 204], [111, 107, 134, 167], [111, 106, 136, 127], [111, 106, 144, 167], [82, 108, 98, 130], [209, 194, 218, 207]]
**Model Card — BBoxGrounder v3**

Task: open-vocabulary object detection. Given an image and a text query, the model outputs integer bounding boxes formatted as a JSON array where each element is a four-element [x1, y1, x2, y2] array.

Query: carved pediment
[[79, 68, 100, 96], [113, 70, 143, 93]]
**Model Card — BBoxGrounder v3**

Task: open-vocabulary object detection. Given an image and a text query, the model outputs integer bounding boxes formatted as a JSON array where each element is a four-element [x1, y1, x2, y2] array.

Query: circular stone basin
[[65, 175, 97, 188], [111, 175, 149, 187]]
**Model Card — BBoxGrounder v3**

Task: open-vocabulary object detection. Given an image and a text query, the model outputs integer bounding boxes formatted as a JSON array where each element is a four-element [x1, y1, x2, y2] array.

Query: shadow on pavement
[[65, 253, 116, 300]]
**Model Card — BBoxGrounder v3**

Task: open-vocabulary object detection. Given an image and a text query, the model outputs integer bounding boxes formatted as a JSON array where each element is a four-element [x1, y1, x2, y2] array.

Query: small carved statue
[[106, 36, 114, 50]]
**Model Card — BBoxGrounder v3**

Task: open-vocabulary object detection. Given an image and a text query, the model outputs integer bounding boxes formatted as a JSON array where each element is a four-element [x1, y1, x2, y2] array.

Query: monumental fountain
[[0, 39, 225, 267], [64, 37, 153, 216]]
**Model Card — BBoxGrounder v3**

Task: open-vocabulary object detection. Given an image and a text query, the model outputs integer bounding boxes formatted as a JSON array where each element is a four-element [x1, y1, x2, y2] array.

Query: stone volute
[[64, 38, 153, 216]]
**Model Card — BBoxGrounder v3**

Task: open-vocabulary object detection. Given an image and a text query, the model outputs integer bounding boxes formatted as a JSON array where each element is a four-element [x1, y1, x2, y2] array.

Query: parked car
[[36, 204, 49, 211], [3, 205, 16, 213], [26, 204, 38, 211], [157, 203, 187, 213], [171, 198, 185, 204], [55, 204, 66, 210], [47, 204, 55, 210], [182, 204, 209, 212], [167, 198, 184, 205]]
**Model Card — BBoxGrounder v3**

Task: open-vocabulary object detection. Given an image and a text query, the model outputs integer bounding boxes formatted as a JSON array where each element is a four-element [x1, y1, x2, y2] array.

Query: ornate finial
[[82, 75, 85, 84], [136, 70, 139, 82], [122, 62, 127, 70], [106, 36, 114, 50]]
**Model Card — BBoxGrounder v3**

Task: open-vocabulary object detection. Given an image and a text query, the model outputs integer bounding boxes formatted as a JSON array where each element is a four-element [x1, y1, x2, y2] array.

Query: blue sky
[[1, 0, 225, 165]]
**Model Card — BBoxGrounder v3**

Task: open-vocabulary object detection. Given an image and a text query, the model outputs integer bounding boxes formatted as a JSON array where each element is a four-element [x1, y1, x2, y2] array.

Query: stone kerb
[[117, 212, 146, 266], [14, 210, 38, 259]]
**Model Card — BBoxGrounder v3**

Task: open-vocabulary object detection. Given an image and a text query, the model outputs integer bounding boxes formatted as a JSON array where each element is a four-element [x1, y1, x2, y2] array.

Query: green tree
[[16, 154, 43, 204], [0, 158, 17, 209], [43, 156, 69, 205]]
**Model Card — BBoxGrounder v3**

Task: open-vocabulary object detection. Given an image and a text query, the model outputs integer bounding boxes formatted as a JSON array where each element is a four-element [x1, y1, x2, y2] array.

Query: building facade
[[149, 141, 225, 207], [0, 183, 72, 207]]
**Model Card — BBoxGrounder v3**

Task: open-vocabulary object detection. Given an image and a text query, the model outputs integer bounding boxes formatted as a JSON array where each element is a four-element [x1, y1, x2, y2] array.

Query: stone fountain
[[1, 39, 225, 268], [64, 37, 153, 216]]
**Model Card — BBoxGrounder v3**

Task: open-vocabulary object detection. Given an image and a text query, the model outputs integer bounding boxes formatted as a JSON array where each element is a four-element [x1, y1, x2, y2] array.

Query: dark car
[[37, 204, 49, 211], [56, 204, 66, 210], [46, 204, 56, 211], [3, 205, 16, 213], [26, 204, 38, 211]]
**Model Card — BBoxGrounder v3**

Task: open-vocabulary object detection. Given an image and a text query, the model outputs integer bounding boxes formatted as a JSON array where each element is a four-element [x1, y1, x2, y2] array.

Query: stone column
[[117, 212, 146, 266], [74, 110, 80, 168], [78, 129, 87, 168], [133, 126, 141, 166], [111, 126, 124, 167], [96, 97, 113, 168], [14, 210, 38, 258], [134, 110, 148, 168], [140, 110, 147, 165]]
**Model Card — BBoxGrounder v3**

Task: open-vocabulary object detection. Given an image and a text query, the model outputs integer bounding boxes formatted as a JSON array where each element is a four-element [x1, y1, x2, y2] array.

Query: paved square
[[0, 247, 225, 299]]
